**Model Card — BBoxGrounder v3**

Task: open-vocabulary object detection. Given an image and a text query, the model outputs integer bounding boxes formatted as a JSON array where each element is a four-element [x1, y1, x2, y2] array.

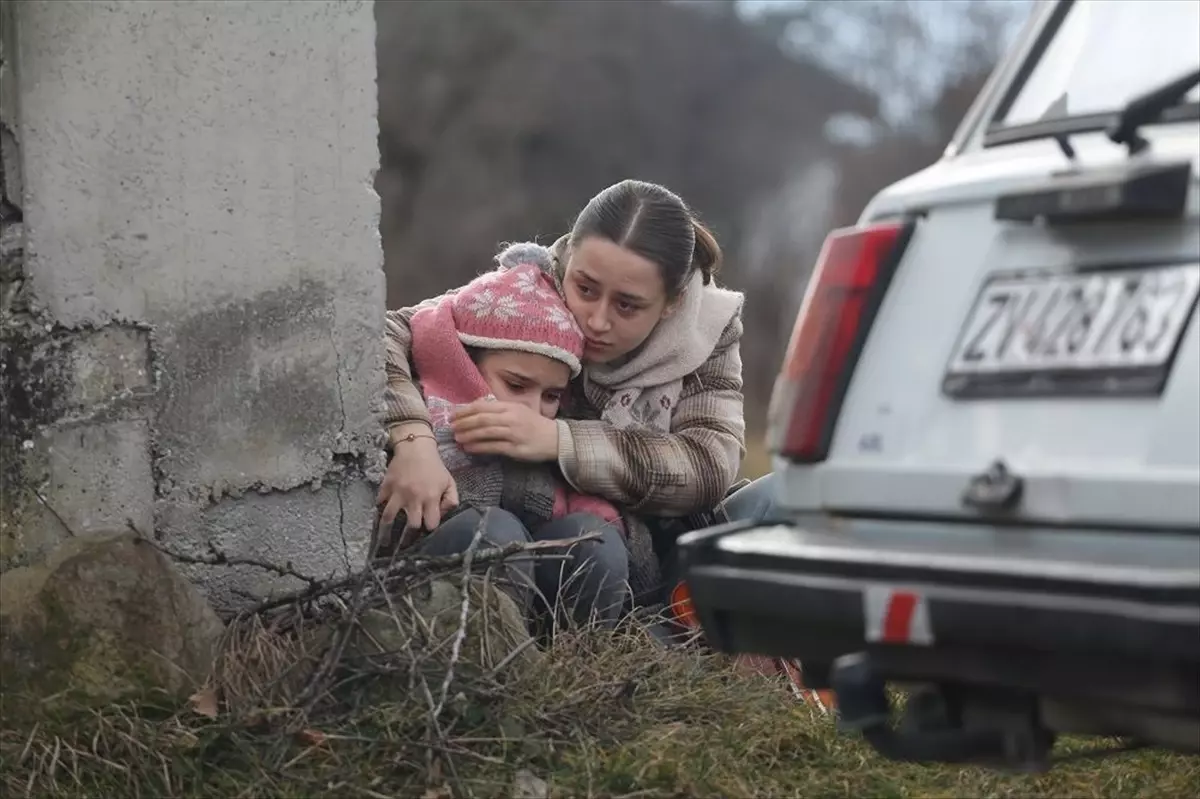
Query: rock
[[0, 531, 224, 708], [353, 576, 542, 675], [210, 575, 542, 713]]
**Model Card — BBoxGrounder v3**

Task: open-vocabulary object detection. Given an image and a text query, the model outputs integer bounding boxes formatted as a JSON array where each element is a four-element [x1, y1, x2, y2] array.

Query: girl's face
[[562, 237, 675, 364], [474, 350, 569, 419]]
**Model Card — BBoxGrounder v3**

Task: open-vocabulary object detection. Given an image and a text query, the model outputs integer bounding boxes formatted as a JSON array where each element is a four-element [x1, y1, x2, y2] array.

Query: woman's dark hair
[[568, 179, 722, 298]]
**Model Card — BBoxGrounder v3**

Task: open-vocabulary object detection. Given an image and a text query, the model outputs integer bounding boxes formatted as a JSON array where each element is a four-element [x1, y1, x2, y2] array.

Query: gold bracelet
[[391, 431, 435, 446]]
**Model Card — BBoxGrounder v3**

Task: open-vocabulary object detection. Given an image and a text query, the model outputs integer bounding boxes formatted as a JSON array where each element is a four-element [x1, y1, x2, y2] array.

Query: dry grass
[[2, 507, 1196, 798], [3, 604, 1197, 797]]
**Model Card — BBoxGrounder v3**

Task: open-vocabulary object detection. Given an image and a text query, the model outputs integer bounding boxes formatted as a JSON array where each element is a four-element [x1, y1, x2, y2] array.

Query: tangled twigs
[[433, 509, 489, 722], [181, 549, 324, 590], [294, 588, 354, 708], [244, 532, 602, 618], [141, 514, 599, 621], [208, 529, 601, 722], [144, 521, 604, 776], [415, 510, 491, 798]]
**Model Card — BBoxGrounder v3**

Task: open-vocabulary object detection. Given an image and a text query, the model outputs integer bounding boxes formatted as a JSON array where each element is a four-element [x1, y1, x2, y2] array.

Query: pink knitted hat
[[450, 262, 584, 377]]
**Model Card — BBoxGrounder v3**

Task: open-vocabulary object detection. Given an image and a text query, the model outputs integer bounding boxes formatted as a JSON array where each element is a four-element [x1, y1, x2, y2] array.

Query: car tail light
[[767, 220, 914, 463]]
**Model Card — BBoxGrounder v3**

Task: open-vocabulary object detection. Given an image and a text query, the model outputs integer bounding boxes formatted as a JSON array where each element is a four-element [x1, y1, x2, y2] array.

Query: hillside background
[[376, 0, 1032, 432]]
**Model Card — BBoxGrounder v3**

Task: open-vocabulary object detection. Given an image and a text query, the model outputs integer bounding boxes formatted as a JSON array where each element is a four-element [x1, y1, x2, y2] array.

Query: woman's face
[[562, 237, 673, 364]]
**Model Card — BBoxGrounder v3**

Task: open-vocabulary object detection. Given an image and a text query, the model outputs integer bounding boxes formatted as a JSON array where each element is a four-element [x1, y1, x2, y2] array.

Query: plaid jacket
[[384, 297, 747, 519]]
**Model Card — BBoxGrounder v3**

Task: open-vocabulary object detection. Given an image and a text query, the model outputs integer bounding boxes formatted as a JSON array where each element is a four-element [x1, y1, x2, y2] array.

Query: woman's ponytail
[[690, 217, 722, 285]]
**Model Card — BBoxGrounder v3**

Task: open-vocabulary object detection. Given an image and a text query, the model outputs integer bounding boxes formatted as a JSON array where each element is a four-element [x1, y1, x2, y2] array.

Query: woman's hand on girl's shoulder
[[450, 400, 559, 462]]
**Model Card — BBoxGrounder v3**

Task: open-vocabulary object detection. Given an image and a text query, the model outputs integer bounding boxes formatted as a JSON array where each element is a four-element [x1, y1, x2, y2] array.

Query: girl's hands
[[376, 424, 459, 547], [450, 400, 559, 462]]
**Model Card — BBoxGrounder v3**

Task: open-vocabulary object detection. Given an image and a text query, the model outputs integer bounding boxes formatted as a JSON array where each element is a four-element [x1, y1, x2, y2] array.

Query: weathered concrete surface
[[0, 324, 157, 566], [2, 1, 385, 611], [159, 480, 378, 612]]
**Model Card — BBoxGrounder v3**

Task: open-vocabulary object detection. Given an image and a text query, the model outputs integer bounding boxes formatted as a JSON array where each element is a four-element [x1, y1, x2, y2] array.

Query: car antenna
[[1107, 67, 1200, 157]]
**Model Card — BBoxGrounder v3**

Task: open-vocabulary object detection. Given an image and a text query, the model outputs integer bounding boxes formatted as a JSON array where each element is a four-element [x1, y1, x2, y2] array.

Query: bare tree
[[744, 0, 1029, 132]]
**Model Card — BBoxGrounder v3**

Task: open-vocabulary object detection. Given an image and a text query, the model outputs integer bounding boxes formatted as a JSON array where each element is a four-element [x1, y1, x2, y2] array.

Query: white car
[[680, 0, 1200, 770]]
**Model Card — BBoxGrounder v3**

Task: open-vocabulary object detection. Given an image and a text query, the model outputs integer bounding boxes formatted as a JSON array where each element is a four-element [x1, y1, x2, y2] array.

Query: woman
[[379, 179, 779, 613]]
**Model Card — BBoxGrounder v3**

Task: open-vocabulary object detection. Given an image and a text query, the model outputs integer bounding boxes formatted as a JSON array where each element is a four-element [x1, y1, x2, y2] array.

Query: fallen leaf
[[188, 686, 219, 718], [295, 728, 327, 746]]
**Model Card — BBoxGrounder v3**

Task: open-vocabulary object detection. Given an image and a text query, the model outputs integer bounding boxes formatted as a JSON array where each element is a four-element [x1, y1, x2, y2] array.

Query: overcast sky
[[736, 0, 1035, 126]]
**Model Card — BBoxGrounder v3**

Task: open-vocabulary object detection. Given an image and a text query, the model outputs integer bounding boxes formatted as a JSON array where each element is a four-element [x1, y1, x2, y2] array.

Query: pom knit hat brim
[[458, 332, 582, 378]]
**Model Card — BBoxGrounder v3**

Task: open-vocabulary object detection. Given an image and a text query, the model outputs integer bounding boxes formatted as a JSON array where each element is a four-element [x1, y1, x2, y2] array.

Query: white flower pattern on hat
[[512, 268, 541, 294], [544, 304, 580, 333], [451, 262, 584, 376], [465, 289, 521, 320]]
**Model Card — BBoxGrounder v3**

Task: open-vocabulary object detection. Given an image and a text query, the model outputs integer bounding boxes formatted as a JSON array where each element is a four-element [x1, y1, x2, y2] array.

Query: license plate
[[943, 263, 1200, 399]]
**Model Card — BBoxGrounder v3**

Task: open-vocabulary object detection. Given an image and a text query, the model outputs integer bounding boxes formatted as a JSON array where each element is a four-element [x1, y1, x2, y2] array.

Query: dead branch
[[243, 531, 602, 617], [148, 540, 326, 590], [433, 508, 488, 722]]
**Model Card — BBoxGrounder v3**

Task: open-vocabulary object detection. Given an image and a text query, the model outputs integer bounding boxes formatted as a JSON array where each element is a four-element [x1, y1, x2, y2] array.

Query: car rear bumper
[[678, 518, 1200, 712]]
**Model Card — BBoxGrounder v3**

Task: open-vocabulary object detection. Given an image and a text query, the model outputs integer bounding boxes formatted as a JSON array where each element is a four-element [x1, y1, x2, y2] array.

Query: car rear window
[[994, 0, 1200, 130]]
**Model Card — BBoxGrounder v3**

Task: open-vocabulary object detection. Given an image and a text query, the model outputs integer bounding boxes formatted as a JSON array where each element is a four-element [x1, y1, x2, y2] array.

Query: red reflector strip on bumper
[[864, 586, 934, 646]]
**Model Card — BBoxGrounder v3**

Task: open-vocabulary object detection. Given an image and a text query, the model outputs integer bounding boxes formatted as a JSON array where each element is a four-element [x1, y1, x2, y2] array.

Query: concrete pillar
[[0, 0, 385, 612]]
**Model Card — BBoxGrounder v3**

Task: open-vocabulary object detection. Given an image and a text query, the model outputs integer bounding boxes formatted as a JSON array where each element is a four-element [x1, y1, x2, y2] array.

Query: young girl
[[398, 260, 630, 626]]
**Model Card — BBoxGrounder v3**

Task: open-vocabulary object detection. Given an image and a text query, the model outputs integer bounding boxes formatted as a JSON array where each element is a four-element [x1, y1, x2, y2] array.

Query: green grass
[[2, 616, 1196, 799]]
